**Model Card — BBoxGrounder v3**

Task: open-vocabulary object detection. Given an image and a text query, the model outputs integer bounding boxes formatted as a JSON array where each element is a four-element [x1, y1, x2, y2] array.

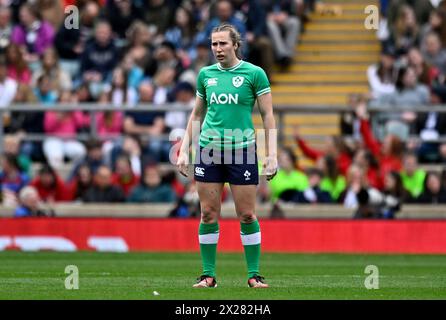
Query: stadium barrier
[[1, 218, 446, 254], [3, 103, 446, 152], [1, 204, 446, 218]]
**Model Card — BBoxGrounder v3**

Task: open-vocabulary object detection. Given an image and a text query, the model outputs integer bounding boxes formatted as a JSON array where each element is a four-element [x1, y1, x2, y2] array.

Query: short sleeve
[[254, 67, 271, 97], [196, 68, 206, 101]]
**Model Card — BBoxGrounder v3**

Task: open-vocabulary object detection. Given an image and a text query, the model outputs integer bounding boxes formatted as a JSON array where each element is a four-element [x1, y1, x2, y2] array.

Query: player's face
[[211, 31, 237, 66]]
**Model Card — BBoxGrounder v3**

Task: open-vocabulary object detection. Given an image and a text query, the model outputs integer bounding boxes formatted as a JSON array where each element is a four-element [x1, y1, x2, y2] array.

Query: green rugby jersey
[[196, 60, 271, 150]]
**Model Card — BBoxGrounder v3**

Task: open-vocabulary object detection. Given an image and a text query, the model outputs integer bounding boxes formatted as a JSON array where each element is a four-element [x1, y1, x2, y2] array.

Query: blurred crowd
[[280, 0, 446, 218], [0, 0, 313, 216], [2, 0, 446, 220]]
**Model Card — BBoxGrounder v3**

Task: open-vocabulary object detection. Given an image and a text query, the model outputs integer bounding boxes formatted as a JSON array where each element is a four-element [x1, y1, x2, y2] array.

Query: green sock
[[198, 222, 219, 278], [240, 220, 261, 279]]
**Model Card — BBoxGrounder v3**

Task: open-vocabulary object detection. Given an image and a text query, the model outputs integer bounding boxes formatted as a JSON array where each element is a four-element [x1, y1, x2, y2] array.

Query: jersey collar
[[217, 60, 244, 72]]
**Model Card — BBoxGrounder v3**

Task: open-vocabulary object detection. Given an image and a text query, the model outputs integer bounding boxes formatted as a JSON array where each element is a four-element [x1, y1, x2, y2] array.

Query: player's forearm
[[263, 113, 277, 158], [180, 111, 203, 154]]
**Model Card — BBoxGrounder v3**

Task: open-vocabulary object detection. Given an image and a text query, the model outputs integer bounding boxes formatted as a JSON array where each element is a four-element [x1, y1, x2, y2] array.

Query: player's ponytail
[[211, 23, 243, 59]]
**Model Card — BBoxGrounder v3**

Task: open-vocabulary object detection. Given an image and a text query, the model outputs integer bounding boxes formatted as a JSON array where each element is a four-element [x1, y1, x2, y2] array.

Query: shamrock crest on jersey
[[232, 76, 244, 88]]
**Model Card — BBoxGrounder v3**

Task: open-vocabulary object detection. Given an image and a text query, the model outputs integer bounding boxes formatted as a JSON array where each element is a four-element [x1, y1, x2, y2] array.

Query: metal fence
[[2, 102, 446, 153]]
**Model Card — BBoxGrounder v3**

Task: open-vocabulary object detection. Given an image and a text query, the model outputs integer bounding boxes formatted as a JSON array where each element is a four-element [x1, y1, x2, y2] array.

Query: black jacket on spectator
[[54, 24, 81, 60], [8, 111, 44, 134], [415, 188, 446, 203], [265, 0, 296, 14], [101, 1, 143, 39], [80, 39, 119, 81], [82, 185, 126, 203], [414, 112, 446, 136]]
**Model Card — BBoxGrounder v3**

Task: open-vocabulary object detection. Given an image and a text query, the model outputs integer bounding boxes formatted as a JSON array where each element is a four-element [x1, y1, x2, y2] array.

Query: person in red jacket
[[112, 154, 139, 196], [294, 127, 353, 176], [30, 164, 71, 202], [355, 102, 404, 187]]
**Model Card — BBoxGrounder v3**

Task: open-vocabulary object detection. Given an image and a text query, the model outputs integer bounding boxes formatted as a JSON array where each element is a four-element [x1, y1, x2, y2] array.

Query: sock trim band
[[199, 232, 220, 244], [240, 231, 261, 246]]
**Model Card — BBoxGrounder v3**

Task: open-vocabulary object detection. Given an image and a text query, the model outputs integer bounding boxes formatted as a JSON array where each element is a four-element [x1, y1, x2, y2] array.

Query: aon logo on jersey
[[210, 92, 239, 104]]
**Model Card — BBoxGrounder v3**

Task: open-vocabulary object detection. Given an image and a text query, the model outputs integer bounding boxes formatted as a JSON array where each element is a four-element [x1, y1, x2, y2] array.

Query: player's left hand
[[263, 156, 278, 181]]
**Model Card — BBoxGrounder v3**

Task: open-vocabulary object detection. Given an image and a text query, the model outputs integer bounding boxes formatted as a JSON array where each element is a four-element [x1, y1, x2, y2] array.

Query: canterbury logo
[[244, 170, 251, 180], [195, 167, 205, 176]]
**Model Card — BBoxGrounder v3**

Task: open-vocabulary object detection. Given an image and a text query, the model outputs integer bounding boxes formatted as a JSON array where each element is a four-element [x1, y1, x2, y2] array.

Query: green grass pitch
[[0, 251, 445, 300]]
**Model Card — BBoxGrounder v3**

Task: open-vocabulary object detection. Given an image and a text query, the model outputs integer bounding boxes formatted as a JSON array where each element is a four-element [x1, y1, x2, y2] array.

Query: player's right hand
[[177, 151, 190, 177]]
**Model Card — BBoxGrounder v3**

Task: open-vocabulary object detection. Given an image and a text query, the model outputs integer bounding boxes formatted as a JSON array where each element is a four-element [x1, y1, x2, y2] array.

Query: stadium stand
[[1, 0, 446, 220]]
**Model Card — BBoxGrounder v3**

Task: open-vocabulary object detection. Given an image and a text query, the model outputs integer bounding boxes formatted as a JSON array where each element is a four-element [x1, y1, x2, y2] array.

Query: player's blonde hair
[[211, 23, 243, 59]]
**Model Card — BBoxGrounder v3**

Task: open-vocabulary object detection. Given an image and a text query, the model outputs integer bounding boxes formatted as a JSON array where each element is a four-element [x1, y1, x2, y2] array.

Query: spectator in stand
[[14, 186, 52, 217], [127, 164, 176, 203], [112, 154, 139, 197], [54, 0, 100, 80], [124, 21, 156, 72], [161, 169, 185, 200], [67, 164, 93, 202], [198, 0, 246, 56], [189, 40, 212, 75], [108, 134, 143, 177], [37, 0, 64, 30], [387, 0, 433, 29], [80, 20, 119, 99], [341, 164, 379, 210], [3, 134, 31, 176], [165, 5, 198, 64], [7, 84, 45, 161], [231, 0, 274, 81], [11, 3, 55, 71], [30, 164, 70, 202], [265, 0, 300, 68], [69, 139, 105, 181], [188, 0, 211, 32], [373, 66, 430, 111], [407, 46, 439, 87], [299, 168, 332, 204], [420, 7, 446, 49], [0, 6, 12, 54], [100, 66, 135, 106], [146, 40, 183, 81], [102, 0, 142, 45], [295, 128, 353, 176], [31, 47, 72, 92], [123, 81, 170, 163], [369, 66, 430, 141], [43, 91, 88, 170], [121, 53, 144, 97], [0, 55, 18, 108], [317, 155, 346, 202], [414, 171, 446, 203], [385, 5, 420, 56], [268, 147, 308, 203], [5, 43, 31, 84], [367, 46, 396, 99], [0, 153, 29, 207], [33, 74, 58, 105], [412, 102, 446, 163], [356, 102, 404, 187], [380, 171, 404, 218], [421, 32, 446, 75], [352, 148, 382, 190], [165, 81, 195, 131], [141, 0, 175, 37], [83, 165, 125, 202], [400, 152, 426, 200]]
